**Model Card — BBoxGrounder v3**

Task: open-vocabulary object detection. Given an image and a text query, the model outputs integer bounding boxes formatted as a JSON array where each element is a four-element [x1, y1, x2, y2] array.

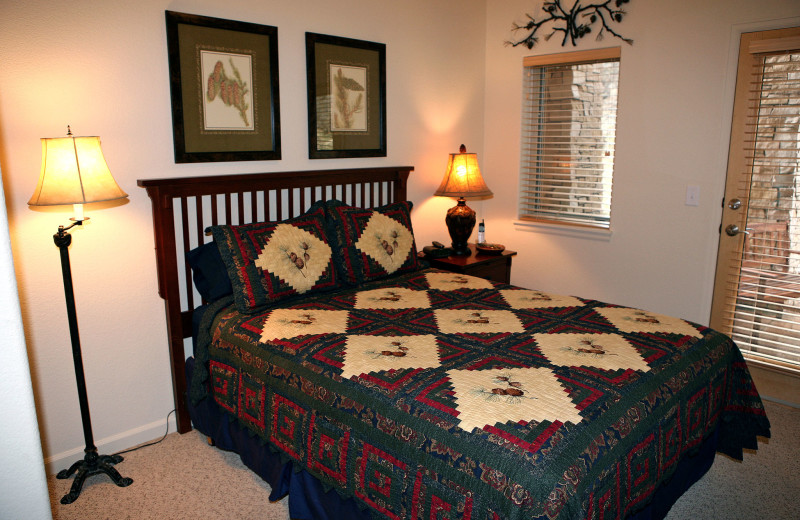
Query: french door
[[710, 27, 800, 375]]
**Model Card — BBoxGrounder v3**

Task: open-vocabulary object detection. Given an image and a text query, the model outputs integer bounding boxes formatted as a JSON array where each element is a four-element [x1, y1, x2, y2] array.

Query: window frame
[[518, 47, 621, 230]]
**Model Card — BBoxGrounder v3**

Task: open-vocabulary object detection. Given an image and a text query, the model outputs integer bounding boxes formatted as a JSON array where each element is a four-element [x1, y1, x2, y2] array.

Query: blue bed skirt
[[185, 357, 718, 520], [187, 357, 372, 520]]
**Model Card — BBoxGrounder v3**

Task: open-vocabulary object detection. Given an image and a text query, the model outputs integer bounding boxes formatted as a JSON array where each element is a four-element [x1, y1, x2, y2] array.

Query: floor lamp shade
[[29, 134, 128, 210], [433, 145, 492, 255]]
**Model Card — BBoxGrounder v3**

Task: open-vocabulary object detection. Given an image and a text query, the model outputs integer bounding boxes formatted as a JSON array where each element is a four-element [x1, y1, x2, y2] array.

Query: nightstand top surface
[[419, 243, 516, 267]]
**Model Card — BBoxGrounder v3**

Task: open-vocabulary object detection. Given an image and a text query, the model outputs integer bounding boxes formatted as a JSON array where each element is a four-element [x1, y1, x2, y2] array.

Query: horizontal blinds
[[519, 52, 619, 228], [726, 50, 800, 372]]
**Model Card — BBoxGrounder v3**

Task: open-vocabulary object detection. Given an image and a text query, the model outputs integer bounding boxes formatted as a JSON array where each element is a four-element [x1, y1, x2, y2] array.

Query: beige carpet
[[664, 399, 798, 519], [48, 400, 798, 520], [48, 430, 290, 520]]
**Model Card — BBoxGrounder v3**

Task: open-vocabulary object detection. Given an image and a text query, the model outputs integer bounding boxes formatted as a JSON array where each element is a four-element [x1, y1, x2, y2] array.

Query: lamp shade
[[433, 144, 493, 199], [28, 134, 128, 207]]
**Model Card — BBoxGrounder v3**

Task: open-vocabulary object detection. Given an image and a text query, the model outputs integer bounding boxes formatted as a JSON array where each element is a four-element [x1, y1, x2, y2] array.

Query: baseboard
[[762, 395, 800, 409], [747, 364, 800, 408], [44, 413, 176, 475]]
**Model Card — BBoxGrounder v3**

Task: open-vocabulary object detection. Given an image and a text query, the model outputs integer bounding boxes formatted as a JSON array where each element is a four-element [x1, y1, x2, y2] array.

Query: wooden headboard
[[138, 166, 414, 433]]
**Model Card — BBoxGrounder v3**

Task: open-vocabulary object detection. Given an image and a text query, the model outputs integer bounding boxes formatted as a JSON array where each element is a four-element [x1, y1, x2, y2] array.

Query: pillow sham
[[208, 203, 339, 313], [186, 241, 233, 302], [325, 200, 419, 285]]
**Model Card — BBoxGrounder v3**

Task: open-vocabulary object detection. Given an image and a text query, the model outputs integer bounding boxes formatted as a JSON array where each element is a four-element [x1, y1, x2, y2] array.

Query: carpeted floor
[[48, 400, 798, 520], [48, 431, 290, 520], [664, 399, 799, 520]]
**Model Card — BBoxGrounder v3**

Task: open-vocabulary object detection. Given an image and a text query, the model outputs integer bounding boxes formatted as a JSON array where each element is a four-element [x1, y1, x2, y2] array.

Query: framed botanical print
[[165, 11, 281, 163], [305, 33, 386, 159]]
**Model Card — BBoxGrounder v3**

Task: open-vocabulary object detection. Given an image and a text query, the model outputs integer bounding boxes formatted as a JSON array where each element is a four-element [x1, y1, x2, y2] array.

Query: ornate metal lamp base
[[57, 449, 133, 504]]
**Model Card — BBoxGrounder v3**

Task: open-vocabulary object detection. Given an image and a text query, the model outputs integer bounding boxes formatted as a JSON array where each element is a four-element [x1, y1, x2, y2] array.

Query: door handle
[[727, 198, 742, 210], [725, 224, 751, 237]]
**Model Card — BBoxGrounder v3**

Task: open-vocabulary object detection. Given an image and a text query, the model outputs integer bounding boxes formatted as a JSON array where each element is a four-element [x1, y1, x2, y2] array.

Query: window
[[519, 48, 620, 229]]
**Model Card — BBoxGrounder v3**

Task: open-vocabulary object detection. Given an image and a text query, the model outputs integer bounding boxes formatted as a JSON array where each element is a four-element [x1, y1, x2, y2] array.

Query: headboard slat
[[210, 195, 219, 227], [224, 193, 232, 226], [139, 166, 413, 433], [178, 197, 193, 311], [194, 197, 203, 249]]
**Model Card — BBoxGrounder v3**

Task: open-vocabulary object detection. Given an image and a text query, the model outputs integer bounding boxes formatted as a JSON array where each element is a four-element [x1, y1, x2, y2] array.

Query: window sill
[[513, 220, 613, 241]]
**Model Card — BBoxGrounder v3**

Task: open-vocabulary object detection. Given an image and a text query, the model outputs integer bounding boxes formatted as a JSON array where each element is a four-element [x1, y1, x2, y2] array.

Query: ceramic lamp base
[[445, 198, 475, 256]]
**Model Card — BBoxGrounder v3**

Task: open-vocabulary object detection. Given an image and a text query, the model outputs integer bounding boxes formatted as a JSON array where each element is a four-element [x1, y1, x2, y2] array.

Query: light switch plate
[[686, 185, 700, 206]]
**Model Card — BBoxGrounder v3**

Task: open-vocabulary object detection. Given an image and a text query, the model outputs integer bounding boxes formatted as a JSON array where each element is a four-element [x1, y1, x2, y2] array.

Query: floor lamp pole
[[53, 223, 133, 504]]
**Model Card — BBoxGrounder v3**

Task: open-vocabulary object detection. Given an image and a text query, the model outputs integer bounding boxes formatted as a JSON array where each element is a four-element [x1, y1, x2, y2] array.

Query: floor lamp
[[28, 127, 131, 504]]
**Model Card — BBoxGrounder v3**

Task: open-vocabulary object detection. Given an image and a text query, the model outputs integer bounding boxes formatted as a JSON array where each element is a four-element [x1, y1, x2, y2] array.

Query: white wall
[[481, 0, 800, 324], [0, 0, 487, 470], [0, 172, 51, 518]]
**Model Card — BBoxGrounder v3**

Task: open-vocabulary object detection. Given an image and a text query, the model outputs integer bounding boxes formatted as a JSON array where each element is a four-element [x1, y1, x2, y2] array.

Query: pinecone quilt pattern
[[197, 268, 769, 520]]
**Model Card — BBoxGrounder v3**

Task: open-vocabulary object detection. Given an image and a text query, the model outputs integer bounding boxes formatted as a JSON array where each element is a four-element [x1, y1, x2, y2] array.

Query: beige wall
[[0, 0, 487, 470]]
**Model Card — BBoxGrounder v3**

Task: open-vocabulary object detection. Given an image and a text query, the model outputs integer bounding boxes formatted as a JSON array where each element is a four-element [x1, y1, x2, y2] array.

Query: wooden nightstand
[[420, 243, 517, 283]]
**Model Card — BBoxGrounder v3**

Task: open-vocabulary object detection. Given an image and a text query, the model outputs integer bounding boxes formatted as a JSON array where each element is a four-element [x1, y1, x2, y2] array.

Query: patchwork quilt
[[192, 269, 770, 520]]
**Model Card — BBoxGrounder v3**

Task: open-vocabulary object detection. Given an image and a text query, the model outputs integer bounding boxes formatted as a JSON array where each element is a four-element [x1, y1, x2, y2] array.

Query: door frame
[[708, 17, 800, 327], [709, 21, 800, 406]]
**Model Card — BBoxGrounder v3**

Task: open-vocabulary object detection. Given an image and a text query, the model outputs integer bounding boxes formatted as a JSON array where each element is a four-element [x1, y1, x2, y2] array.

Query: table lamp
[[433, 144, 493, 255], [28, 126, 131, 504]]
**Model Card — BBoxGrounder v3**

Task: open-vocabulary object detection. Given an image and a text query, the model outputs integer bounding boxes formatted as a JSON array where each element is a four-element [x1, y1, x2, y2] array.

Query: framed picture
[[306, 33, 386, 159], [165, 11, 281, 163]]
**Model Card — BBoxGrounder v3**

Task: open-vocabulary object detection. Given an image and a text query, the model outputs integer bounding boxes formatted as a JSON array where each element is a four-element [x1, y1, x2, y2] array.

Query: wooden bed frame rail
[[138, 166, 413, 433]]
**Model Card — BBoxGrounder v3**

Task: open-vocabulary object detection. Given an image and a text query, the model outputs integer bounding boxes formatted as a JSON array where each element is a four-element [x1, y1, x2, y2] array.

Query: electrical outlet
[[686, 185, 700, 206]]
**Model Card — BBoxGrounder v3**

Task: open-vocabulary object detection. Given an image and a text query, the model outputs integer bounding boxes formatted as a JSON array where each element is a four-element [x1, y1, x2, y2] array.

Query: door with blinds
[[710, 27, 800, 375]]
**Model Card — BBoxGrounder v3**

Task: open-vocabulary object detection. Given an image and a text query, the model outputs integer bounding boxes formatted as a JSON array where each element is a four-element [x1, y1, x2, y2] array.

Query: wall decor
[[508, 0, 633, 49], [165, 11, 281, 163], [306, 33, 386, 159]]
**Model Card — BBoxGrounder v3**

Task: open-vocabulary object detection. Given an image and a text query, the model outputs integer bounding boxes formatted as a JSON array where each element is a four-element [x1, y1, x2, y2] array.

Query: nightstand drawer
[[461, 258, 513, 283]]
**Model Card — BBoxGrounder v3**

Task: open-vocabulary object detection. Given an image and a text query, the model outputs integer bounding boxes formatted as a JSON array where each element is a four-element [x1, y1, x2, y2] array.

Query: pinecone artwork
[[284, 242, 311, 278], [206, 58, 250, 126], [332, 67, 364, 129]]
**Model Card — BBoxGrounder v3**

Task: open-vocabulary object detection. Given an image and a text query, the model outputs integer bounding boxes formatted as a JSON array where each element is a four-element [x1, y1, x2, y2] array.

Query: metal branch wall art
[[508, 0, 633, 49]]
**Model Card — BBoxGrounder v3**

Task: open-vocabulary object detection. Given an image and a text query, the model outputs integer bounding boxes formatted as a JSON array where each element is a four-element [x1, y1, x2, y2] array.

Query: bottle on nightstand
[[477, 219, 485, 244]]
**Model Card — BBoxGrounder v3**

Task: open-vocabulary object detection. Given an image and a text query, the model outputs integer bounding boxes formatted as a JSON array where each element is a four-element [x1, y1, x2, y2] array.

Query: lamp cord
[[112, 409, 176, 457]]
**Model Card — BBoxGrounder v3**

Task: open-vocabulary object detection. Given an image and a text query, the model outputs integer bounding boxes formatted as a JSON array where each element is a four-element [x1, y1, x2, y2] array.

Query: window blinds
[[519, 49, 620, 228], [726, 45, 800, 373]]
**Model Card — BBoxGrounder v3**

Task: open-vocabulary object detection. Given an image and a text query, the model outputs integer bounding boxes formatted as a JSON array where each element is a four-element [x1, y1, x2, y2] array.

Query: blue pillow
[[186, 242, 233, 302]]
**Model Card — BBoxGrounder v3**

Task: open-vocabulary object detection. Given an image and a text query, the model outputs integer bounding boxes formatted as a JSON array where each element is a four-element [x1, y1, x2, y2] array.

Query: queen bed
[[139, 166, 770, 520]]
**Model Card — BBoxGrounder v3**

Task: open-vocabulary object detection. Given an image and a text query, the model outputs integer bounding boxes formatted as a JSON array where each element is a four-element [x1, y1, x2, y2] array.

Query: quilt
[[191, 269, 770, 520]]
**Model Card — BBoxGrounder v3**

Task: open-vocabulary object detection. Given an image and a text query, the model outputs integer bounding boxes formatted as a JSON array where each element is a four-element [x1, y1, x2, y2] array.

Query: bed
[[139, 166, 770, 520]]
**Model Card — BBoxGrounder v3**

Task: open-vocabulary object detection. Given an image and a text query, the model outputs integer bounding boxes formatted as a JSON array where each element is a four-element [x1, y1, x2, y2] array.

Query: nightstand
[[420, 243, 517, 283]]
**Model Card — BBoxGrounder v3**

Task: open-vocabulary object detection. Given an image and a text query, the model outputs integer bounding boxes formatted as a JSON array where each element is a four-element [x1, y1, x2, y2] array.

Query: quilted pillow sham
[[208, 203, 339, 313], [325, 200, 419, 285]]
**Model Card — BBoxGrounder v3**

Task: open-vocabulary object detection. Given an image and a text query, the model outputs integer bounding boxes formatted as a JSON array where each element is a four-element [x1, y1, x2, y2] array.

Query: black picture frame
[[165, 11, 281, 163], [306, 33, 386, 159]]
